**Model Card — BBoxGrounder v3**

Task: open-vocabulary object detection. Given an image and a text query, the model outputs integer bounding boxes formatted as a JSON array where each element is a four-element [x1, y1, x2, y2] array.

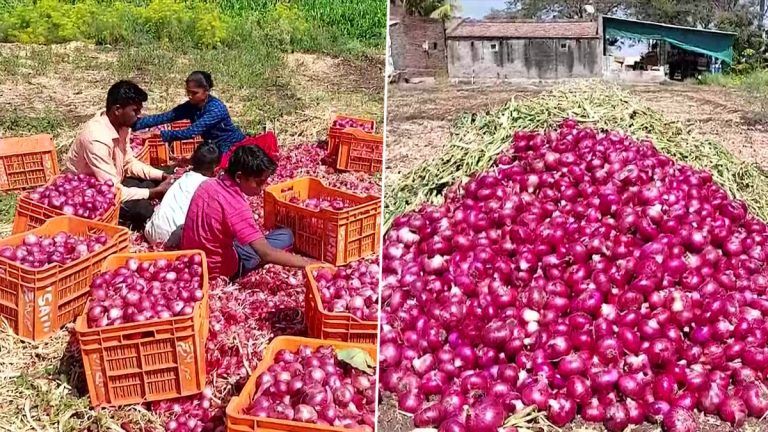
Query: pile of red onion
[[26, 173, 117, 219], [380, 120, 768, 432], [246, 344, 376, 431], [290, 196, 355, 211], [313, 258, 380, 321], [86, 254, 204, 328], [333, 118, 374, 133], [154, 387, 217, 432], [0, 232, 109, 269]]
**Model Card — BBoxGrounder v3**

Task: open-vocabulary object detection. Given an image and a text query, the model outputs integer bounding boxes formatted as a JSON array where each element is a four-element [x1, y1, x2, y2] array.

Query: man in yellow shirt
[[65, 80, 173, 231]]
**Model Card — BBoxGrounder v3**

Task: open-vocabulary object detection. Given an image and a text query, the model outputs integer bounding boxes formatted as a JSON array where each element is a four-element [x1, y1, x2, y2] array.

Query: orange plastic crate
[[0, 134, 59, 192], [169, 120, 204, 159], [263, 177, 381, 266], [74, 251, 209, 407], [226, 336, 377, 432], [12, 176, 122, 234], [144, 137, 171, 167], [171, 120, 191, 131], [304, 264, 377, 345], [141, 135, 202, 166], [172, 136, 203, 160], [0, 216, 130, 341], [327, 115, 376, 160], [131, 133, 151, 164], [334, 129, 383, 174]]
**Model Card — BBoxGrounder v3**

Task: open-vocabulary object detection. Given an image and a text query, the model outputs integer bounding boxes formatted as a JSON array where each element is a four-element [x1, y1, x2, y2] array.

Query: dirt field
[[380, 79, 768, 432], [385, 80, 768, 184]]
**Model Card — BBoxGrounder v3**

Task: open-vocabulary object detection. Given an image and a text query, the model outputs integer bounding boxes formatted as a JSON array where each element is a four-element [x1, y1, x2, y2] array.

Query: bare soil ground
[[385, 80, 768, 185], [380, 79, 768, 432]]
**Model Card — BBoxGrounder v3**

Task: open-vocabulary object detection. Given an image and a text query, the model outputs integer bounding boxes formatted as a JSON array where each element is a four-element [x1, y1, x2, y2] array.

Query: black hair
[[186, 71, 214, 91], [106, 80, 148, 111], [190, 144, 221, 172], [226, 145, 277, 179]]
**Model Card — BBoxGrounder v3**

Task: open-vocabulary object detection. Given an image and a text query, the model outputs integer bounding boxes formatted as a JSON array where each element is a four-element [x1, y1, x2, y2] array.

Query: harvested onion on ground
[[332, 118, 374, 133], [86, 254, 204, 328], [380, 120, 768, 432], [246, 344, 376, 431], [26, 173, 117, 220], [313, 258, 380, 321], [0, 232, 109, 269]]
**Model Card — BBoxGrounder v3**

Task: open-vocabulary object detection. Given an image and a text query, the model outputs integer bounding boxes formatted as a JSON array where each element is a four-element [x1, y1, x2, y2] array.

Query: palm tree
[[398, 0, 460, 18]]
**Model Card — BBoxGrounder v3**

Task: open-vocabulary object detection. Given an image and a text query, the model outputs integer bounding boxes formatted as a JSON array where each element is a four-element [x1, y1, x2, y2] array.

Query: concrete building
[[446, 20, 602, 82], [385, 11, 735, 83]]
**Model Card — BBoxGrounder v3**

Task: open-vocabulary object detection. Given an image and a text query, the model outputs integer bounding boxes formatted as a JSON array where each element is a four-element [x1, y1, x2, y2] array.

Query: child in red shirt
[[181, 145, 316, 278]]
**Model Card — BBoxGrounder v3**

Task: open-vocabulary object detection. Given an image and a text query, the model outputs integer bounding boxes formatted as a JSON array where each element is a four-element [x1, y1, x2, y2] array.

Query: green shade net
[[603, 16, 735, 64]]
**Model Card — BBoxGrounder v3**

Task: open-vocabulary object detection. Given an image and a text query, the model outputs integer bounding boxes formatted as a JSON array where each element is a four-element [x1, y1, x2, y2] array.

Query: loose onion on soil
[[380, 120, 768, 431], [313, 258, 380, 321], [26, 173, 117, 220], [246, 344, 376, 431], [332, 118, 374, 133], [86, 254, 204, 328], [0, 232, 109, 269]]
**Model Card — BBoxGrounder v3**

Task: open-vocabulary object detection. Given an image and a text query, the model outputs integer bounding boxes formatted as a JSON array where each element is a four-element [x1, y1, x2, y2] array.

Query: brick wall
[[389, 4, 447, 77]]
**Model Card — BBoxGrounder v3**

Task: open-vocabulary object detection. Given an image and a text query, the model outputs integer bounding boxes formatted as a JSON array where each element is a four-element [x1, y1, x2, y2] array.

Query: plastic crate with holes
[[304, 264, 378, 345], [0, 216, 130, 341], [143, 135, 202, 167], [326, 114, 376, 162], [225, 336, 377, 432], [263, 177, 381, 266], [12, 175, 122, 234], [0, 134, 59, 192], [74, 251, 209, 407], [334, 129, 383, 174]]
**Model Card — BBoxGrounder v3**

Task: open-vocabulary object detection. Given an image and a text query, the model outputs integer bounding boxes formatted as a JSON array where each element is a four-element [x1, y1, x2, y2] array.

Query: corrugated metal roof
[[447, 20, 599, 39]]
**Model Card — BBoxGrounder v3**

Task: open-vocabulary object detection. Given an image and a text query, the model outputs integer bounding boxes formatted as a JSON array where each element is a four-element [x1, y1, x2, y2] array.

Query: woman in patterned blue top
[[132, 71, 279, 166]]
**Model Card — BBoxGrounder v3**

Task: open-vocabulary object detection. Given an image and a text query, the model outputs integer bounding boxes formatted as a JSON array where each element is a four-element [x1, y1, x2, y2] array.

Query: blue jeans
[[233, 228, 294, 279]]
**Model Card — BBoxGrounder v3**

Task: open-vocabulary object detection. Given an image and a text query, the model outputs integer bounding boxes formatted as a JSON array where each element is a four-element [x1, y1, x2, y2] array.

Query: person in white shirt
[[144, 144, 220, 248]]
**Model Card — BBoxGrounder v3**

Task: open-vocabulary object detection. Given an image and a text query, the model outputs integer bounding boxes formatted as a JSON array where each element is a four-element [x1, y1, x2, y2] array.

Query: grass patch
[[699, 70, 768, 121], [0, 109, 67, 136], [0, 193, 17, 227], [0, 0, 385, 57]]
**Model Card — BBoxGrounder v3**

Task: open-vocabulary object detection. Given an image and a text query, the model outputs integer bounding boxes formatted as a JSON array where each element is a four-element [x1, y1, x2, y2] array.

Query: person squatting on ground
[[180, 144, 318, 279], [65, 80, 172, 231]]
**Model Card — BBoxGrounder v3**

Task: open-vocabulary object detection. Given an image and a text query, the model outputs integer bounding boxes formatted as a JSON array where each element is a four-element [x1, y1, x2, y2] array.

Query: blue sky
[[459, 0, 504, 18]]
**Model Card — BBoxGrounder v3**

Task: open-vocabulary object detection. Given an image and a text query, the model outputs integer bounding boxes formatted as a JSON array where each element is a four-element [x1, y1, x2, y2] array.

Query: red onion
[[86, 254, 203, 328], [26, 173, 116, 220], [379, 121, 768, 430]]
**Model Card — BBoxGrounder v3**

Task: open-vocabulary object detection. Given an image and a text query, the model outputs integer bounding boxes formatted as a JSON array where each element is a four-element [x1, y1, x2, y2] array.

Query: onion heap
[[26, 173, 117, 220], [313, 258, 380, 322], [0, 232, 109, 269], [380, 120, 768, 432], [332, 118, 374, 133], [290, 196, 355, 211], [86, 254, 204, 328], [154, 387, 217, 432], [246, 344, 376, 431]]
